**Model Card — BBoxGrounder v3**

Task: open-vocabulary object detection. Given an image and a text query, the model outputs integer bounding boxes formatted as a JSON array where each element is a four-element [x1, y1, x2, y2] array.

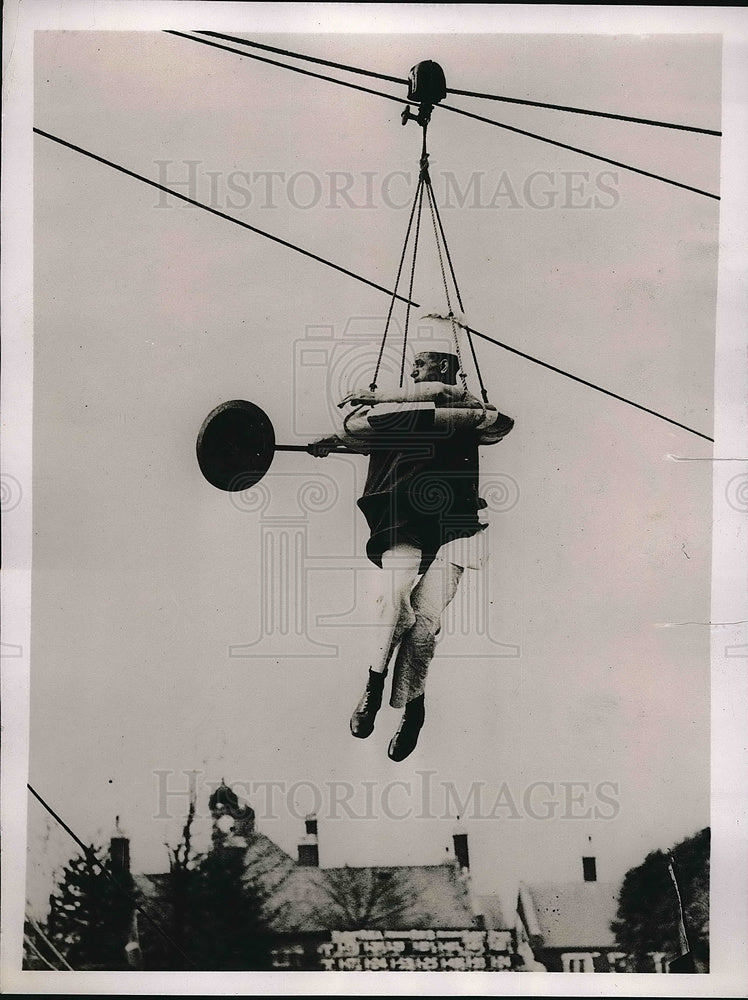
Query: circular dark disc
[[196, 400, 275, 491]]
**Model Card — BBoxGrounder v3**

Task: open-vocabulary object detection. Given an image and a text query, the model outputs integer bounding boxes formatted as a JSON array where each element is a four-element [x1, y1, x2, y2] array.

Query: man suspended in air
[[311, 348, 513, 761]]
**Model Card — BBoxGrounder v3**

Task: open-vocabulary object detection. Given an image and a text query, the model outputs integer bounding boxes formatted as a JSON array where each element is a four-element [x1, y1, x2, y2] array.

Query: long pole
[[275, 444, 352, 454]]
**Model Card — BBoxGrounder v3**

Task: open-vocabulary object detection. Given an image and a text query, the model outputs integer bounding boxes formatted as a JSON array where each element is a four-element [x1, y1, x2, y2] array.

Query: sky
[[6, 6, 742, 972]]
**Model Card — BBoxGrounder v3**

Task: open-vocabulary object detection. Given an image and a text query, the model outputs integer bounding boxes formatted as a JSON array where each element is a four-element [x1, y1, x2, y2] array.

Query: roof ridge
[[522, 879, 619, 889], [318, 861, 458, 873]]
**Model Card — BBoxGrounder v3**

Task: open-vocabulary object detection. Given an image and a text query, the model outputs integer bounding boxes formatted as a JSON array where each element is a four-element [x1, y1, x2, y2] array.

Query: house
[[111, 782, 698, 973], [27, 782, 706, 973], [516, 857, 626, 972], [134, 781, 517, 971]]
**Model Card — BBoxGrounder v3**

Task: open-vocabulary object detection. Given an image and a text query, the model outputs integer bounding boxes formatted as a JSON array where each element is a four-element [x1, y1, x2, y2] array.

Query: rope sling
[[369, 63, 490, 406]]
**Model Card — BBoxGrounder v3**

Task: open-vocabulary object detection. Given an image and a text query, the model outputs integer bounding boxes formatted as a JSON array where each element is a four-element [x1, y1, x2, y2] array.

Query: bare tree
[[166, 791, 198, 874], [313, 866, 420, 930]]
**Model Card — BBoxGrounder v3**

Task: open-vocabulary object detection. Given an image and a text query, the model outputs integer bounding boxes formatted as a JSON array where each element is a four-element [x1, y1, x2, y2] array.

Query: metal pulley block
[[401, 60, 447, 127]]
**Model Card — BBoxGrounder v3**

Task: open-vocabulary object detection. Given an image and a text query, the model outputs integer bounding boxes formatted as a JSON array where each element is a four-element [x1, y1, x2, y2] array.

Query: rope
[[425, 173, 454, 316], [376, 122, 473, 393], [422, 174, 468, 394], [426, 179, 464, 314], [165, 31, 720, 201], [450, 317, 468, 395], [425, 188, 492, 403], [423, 161, 489, 402], [371, 174, 424, 390], [34, 129, 713, 442], [463, 328, 488, 404], [400, 174, 426, 387], [193, 30, 720, 136], [27, 782, 197, 969]]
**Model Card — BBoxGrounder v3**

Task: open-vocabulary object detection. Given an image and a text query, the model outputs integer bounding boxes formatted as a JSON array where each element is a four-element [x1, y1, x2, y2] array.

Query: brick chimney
[[110, 816, 130, 876], [452, 816, 469, 871], [583, 834, 597, 881], [298, 813, 319, 866]]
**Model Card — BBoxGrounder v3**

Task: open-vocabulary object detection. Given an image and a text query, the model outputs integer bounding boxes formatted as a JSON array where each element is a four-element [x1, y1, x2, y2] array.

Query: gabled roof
[[518, 881, 619, 949], [475, 893, 511, 931], [270, 862, 475, 933], [138, 836, 476, 935], [135, 832, 296, 919], [244, 830, 295, 870]]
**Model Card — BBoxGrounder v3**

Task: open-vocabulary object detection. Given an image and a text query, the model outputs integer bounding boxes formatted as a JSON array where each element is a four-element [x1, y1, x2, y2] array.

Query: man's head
[[411, 351, 459, 385]]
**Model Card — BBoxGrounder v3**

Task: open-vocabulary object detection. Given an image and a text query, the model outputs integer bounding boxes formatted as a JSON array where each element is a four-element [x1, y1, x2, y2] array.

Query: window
[[648, 951, 670, 973], [561, 951, 600, 972], [606, 950, 629, 972]]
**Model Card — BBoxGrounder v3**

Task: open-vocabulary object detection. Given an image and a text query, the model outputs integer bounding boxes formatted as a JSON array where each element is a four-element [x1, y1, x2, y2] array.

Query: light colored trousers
[[363, 542, 464, 709]]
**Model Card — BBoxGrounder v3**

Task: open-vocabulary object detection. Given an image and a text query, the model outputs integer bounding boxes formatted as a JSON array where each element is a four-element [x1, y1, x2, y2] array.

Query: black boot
[[350, 669, 387, 739], [387, 695, 425, 761]]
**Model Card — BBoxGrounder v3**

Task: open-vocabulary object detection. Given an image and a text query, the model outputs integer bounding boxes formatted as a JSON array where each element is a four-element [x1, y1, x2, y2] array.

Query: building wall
[[272, 928, 516, 972]]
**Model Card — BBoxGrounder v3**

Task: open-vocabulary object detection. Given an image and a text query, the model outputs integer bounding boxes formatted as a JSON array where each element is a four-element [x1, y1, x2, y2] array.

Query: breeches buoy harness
[[196, 61, 510, 493]]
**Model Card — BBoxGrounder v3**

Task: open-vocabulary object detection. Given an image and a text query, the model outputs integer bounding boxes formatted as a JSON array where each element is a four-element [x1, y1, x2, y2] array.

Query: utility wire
[[195, 30, 720, 136], [34, 128, 713, 442], [446, 86, 720, 136], [26, 914, 75, 971], [27, 782, 197, 969], [33, 128, 412, 306], [197, 29, 404, 85], [164, 31, 405, 108], [166, 30, 719, 201], [24, 935, 59, 972], [465, 324, 713, 442], [438, 102, 719, 200]]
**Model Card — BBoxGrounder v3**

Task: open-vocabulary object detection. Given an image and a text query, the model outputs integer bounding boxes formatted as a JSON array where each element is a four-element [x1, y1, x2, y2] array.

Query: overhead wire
[[165, 31, 719, 202], [442, 88, 720, 136], [195, 30, 721, 136], [164, 31, 406, 109], [197, 29, 404, 86], [34, 127, 713, 442], [33, 128, 412, 306], [26, 913, 75, 971], [27, 782, 197, 969], [461, 321, 713, 442], [23, 935, 60, 972], [437, 102, 719, 200]]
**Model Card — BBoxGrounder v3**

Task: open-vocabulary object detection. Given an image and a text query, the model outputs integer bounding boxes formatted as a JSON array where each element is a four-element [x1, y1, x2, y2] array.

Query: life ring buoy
[[337, 400, 514, 446], [477, 408, 515, 445]]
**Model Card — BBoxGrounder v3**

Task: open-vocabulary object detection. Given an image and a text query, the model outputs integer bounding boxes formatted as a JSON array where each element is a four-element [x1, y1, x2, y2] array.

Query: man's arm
[[308, 434, 370, 457], [341, 382, 482, 407], [308, 435, 343, 457]]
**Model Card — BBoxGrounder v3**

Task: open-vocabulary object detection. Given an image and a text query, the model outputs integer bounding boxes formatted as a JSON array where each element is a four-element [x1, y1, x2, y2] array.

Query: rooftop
[[518, 881, 619, 949]]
